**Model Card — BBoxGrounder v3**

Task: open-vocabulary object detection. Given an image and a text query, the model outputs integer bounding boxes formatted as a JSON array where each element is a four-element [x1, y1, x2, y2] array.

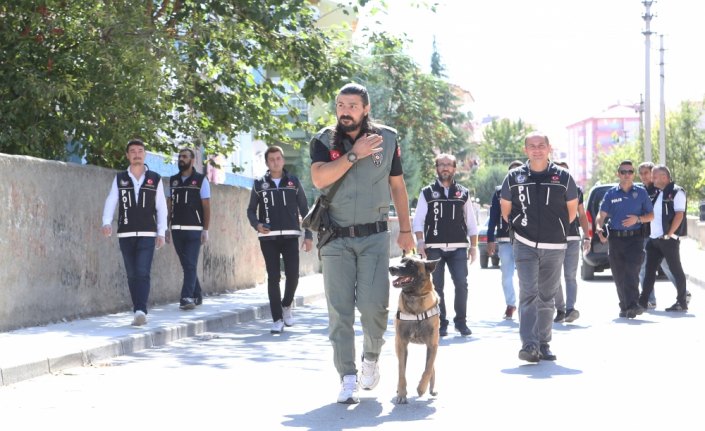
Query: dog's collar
[[396, 304, 441, 321]]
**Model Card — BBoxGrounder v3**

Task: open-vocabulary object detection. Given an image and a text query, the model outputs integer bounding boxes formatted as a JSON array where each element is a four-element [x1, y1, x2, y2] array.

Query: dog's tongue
[[393, 276, 412, 287]]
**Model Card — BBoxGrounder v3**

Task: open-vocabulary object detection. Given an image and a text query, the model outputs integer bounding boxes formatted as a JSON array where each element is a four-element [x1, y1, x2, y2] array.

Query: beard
[[438, 171, 454, 182], [337, 115, 363, 133], [178, 160, 190, 173]]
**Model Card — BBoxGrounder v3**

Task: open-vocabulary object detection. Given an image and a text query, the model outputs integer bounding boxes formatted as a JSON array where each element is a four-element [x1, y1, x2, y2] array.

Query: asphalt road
[[1, 263, 702, 431]]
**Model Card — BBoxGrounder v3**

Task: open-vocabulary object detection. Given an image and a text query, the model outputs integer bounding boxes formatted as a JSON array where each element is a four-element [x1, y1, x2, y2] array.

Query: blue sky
[[356, 0, 705, 150]]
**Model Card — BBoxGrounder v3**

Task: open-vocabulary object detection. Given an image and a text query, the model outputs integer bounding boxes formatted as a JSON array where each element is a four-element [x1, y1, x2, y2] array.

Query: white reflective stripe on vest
[[425, 242, 469, 249], [117, 231, 158, 238], [258, 230, 302, 237], [513, 233, 567, 250], [171, 225, 203, 231]]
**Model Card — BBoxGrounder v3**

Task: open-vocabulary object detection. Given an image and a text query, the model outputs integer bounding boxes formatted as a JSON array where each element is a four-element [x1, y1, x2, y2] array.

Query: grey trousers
[[555, 239, 580, 312], [514, 242, 566, 349], [320, 232, 391, 378]]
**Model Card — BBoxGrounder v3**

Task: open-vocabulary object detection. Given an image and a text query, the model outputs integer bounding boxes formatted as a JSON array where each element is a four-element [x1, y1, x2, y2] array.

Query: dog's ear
[[424, 259, 440, 274]]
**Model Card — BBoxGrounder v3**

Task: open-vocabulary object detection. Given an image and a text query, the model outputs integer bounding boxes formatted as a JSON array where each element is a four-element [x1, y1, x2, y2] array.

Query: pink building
[[566, 104, 640, 187]]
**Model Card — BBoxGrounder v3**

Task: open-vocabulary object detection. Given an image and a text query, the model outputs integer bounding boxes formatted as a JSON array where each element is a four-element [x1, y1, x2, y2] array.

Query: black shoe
[[179, 298, 196, 310], [194, 295, 203, 306], [619, 310, 627, 318], [439, 324, 448, 337], [539, 344, 557, 361], [518, 346, 540, 363], [630, 304, 644, 317], [554, 310, 566, 323], [565, 309, 580, 323], [455, 324, 472, 337], [665, 302, 687, 312], [686, 291, 692, 305]]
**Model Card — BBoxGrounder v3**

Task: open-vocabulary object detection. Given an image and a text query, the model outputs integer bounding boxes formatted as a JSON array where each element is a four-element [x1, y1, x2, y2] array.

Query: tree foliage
[[661, 100, 705, 201], [0, 0, 356, 168], [355, 33, 471, 197], [478, 118, 533, 166]]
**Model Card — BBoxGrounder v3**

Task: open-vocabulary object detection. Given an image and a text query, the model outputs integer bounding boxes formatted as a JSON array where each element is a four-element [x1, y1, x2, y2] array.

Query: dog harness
[[396, 304, 441, 321]]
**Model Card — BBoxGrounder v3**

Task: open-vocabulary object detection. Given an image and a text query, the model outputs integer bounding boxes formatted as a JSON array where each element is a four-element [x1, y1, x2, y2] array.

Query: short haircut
[[435, 153, 457, 167], [638, 161, 654, 172], [617, 160, 633, 170], [524, 131, 550, 146], [264, 145, 284, 163], [338, 83, 370, 106], [652, 164, 672, 180], [126, 138, 145, 152], [179, 148, 195, 159], [508, 160, 523, 170]]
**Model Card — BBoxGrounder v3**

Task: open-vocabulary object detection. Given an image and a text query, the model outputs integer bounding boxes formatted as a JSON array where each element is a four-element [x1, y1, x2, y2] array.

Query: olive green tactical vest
[[313, 125, 398, 228]]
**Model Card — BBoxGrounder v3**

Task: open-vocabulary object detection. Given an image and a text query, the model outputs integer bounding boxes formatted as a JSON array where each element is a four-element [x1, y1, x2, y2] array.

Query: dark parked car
[[478, 218, 500, 269], [581, 183, 614, 280]]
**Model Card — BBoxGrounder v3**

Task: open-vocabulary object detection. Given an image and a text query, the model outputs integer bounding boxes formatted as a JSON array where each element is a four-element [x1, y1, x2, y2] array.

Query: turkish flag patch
[[329, 149, 341, 160]]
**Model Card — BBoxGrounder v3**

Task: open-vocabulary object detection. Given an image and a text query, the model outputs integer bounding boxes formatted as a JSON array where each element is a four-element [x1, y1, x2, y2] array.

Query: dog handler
[[309, 83, 415, 404]]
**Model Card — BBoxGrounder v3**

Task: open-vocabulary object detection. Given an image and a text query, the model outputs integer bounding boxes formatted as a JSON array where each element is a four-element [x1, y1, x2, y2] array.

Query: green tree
[[0, 1, 356, 168], [591, 140, 641, 187], [468, 163, 508, 206], [355, 33, 471, 197], [662, 100, 705, 201], [479, 118, 533, 165]]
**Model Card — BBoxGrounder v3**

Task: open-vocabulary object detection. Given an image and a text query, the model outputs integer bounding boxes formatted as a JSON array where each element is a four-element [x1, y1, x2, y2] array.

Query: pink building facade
[[566, 104, 640, 187]]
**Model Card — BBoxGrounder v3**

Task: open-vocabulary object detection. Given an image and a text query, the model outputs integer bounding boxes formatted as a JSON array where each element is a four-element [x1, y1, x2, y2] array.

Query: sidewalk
[[2, 238, 704, 387], [0, 274, 326, 386]]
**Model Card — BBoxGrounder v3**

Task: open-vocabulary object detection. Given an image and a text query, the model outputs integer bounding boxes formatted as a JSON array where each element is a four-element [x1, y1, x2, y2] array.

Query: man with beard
[[309, 83, 415, 404], [413, 154, 479, 337], [102, 138, 168, 326], [500, 132, 578, 362], [166, 148, 211, 311], [247, 146, 313, 333]]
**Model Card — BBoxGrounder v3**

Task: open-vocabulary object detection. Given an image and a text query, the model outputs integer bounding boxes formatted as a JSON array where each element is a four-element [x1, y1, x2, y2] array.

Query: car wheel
[[480, 254, 488, 269], [580, 261, 595, 280], [491, 255, 500, 267]]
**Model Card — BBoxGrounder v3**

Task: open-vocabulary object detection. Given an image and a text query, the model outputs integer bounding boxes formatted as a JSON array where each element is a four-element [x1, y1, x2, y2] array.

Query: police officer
[[413, 154, 479, 337], [487, 160, 524, 320], [638, 165, 689, 312], [595, 160, 654, 319], [166, 148, 210, 311], [247, 146, 313, 334], [101, 138, 167, 326], [500, 132, 578, 362], [309, 83, 415, 404]]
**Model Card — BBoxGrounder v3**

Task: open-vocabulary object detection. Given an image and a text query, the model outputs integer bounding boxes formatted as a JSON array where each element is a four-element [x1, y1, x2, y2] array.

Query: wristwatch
[[346, 152, 358, 164]]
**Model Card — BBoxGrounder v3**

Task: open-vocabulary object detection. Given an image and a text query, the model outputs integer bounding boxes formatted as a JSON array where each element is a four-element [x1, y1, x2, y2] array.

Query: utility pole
[[659, 34, 666, 164], [642, 1, 654, 162]]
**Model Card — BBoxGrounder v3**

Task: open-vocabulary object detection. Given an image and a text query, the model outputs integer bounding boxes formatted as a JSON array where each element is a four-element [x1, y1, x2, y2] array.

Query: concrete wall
[[0, 153, 408, 332]]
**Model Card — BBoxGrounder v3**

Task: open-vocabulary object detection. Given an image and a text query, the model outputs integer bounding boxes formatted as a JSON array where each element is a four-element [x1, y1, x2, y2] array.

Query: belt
[[333, 221, 388, 238], [610, 229, 642, 238]]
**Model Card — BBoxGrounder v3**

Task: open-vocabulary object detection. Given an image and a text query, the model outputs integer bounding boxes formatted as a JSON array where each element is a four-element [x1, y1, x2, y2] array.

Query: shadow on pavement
[[501, 362, 583, 379], [282, 397, 436, 430]]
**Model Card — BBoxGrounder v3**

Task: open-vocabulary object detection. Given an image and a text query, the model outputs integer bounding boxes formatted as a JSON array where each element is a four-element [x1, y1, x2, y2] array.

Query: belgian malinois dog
[[389, 255, 441, 404]]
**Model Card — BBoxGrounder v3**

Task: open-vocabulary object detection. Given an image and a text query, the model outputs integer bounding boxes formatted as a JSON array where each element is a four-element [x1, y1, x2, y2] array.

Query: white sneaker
[[282, 306, 294, 326], [132, 310, 147, 326], [270, 319, 285, 334], [337, 375, 360, 404], [360, 356, 380, 390]]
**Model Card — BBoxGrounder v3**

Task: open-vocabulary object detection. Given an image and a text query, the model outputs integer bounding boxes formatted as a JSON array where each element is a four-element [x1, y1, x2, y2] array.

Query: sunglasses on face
[[619, 169, 634, 175]]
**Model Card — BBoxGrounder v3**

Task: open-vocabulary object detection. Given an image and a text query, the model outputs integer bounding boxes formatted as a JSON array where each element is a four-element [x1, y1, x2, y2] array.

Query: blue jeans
[[555, 240, 580, 312], [171, 230, 203, 301], [119, 236, 156, 313], [513, 243, 565, 349], [497, 242, 516, 307], [425, 247, 469, 326], [260, 237, 300, 322]]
